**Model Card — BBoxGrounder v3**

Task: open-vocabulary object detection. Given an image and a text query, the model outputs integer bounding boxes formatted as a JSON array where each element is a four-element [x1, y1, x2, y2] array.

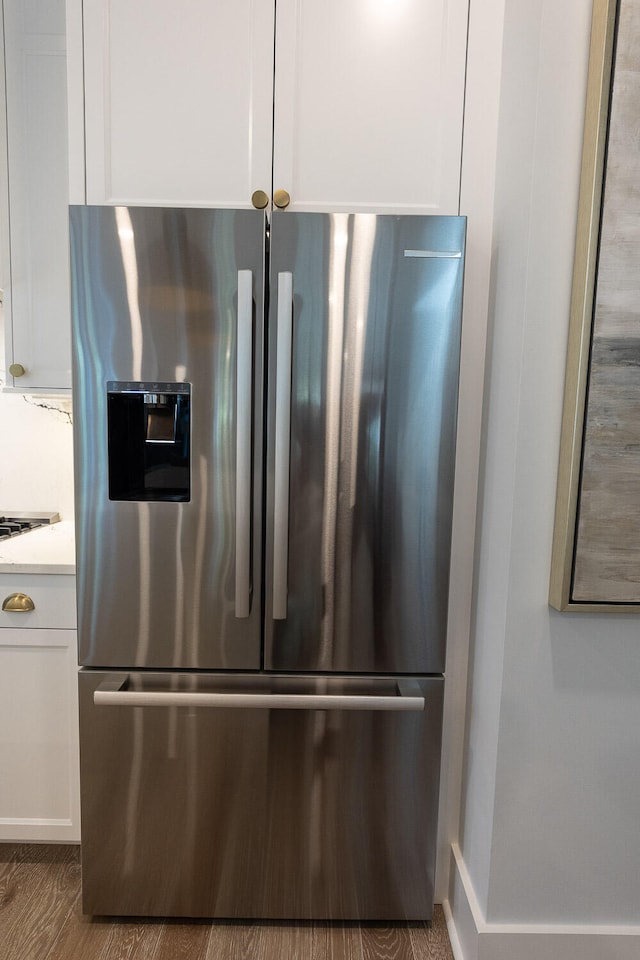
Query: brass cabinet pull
[[2, 592, 36, 612], [251, 189, 269, 210], [9, 363, 26, 378], [273, 189, 291, 209]]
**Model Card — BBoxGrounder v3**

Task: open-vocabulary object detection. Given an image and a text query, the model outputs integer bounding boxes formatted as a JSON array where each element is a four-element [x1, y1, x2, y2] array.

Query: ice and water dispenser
[[107, 381, 191, 501]]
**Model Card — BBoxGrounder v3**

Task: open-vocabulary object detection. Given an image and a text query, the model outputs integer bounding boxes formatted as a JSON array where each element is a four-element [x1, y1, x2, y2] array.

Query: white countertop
[[0, 520, 75, 575]]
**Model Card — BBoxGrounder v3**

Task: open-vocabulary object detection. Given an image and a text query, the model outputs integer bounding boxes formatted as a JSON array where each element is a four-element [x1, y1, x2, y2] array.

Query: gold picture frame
[[549, 0, 640, 611]]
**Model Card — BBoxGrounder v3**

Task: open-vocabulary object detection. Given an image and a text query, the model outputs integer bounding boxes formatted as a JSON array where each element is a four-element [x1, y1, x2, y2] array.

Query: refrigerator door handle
[[273, 271, 293, 620], [93, 677, 425, 711], [235, 269, 253, 618]]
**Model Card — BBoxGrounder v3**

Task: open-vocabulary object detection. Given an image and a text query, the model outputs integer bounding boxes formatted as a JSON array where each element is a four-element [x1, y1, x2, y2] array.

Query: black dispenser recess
[[107, 381, 191, 502]]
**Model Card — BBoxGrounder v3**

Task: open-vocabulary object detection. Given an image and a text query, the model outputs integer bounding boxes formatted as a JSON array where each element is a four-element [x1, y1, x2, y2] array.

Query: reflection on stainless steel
[[347, 216, 376, 509], [190, 454, 208, 664], [71, 207, 265, 669], [172, 506, 185, 668], [115, 206, 143, 380], [79, 671, 443, 919], [335, 216, 377, 657], [135, 502, 150, 665], [273, 272, 293, 620], [266, 213, 465, 673], [123, 705, 143, 877], [235, 269, 253, 619], [71, 207, 465, 923], [321, 215, 348, 662]]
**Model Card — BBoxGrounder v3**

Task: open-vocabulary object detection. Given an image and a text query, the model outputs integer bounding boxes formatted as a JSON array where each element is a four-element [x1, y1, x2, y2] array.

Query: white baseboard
[[444, 843, 640, 960]]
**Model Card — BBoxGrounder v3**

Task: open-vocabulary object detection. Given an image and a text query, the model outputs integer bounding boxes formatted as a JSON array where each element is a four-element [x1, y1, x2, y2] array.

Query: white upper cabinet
[[74, 0, 468, 214], [272, 0, 468, 214], [1, 0, 71, 390], [79, 0, 275, 208]]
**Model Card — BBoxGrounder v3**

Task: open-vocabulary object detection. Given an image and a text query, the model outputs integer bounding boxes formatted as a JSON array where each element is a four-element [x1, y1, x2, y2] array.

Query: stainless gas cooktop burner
[[0, 512, 60, 541]]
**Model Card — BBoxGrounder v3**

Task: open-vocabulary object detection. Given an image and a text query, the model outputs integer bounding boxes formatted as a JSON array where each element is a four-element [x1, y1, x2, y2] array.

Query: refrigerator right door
[[265, 213, 465, 674]]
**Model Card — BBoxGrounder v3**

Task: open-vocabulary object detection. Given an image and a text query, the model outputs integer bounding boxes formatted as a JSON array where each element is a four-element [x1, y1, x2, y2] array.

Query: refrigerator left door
[[71, 206, 265, 670]]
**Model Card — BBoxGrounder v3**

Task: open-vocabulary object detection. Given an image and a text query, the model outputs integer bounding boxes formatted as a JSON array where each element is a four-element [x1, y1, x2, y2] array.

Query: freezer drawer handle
[[273, 271, 293, 620], [93, 677, 425, 711], [235, 269, 253, 618]]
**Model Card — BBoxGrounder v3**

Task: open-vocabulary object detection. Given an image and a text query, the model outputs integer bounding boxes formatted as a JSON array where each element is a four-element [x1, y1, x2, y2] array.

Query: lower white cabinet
[[0, 575, 80, 842]]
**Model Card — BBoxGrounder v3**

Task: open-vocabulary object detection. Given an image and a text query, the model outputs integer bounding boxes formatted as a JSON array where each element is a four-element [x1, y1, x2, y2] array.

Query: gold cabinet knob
[[273, 189, 291, 210], [251, 190, 270, 210], [9, 363, 26, 378], [2, 592, 36, 612]]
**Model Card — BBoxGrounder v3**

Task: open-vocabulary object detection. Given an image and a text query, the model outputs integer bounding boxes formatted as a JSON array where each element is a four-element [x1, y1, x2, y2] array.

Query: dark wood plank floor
[[0, 845, 454, 960]]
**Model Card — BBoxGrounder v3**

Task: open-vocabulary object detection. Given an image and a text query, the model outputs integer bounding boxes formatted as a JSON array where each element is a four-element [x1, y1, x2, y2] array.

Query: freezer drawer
[[78, 671, 444, 920]]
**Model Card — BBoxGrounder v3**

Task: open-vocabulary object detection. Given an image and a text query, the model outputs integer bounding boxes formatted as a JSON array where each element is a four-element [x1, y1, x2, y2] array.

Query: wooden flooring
[[0, 845, 454, 960]]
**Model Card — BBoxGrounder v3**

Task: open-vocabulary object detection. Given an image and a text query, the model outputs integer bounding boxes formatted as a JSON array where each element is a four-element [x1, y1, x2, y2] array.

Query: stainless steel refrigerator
[[70, 206, 465, 920]]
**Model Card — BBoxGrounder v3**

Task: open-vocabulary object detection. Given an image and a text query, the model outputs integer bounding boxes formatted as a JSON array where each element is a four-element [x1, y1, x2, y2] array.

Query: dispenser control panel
[[106, 381, 191, 502]]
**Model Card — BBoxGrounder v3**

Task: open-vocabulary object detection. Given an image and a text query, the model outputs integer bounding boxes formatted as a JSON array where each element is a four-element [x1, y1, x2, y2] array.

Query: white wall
[[435, 0, 507, 904], [449, 0, 640, 955]]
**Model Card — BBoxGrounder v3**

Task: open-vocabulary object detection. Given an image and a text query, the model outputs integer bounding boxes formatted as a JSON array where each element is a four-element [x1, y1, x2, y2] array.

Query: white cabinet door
[[75, 0, 468, 214], [81, 0, 275, 207], [0, 628, 80, 842], [1, 0, 71, 390], [272, 0, 468, 214], [0, 574, 79, 842]]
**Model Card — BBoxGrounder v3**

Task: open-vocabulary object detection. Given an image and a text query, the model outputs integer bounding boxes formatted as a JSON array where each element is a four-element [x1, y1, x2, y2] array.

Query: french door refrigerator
[[70, 206, 465, 920]]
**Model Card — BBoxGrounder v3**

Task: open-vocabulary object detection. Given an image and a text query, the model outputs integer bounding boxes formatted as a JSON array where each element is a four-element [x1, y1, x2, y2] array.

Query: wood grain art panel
[[572, 0, 640, 602]]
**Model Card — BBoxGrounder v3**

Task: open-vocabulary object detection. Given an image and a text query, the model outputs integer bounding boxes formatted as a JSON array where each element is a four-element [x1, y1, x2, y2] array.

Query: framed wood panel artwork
[[550, 0, 640, 611]]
